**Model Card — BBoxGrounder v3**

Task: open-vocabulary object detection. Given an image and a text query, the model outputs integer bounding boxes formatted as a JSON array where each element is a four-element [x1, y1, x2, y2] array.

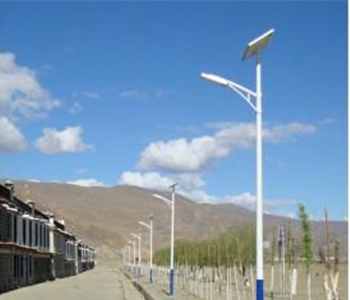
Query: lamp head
[[168, 182, 178, 190], [201, 73, 228, 86], [242, 28, 275, 61]]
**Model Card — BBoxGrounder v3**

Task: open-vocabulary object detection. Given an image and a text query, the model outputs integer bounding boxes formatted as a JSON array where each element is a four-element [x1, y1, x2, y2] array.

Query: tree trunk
[[291, 267, 297, 296], [250, 265, 255, 300], [226, 267, 230, 300], [234, 264, 241, 300], [307, 271, 312, 300], [324, 271, 332, 300], [330, 270, 339, 300], [270, 264, 275, 292]]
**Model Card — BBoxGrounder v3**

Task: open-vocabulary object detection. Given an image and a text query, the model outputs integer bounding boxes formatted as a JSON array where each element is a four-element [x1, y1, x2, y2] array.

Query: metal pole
[[133, 241, 136, 276], [139, 234, 142, 279], [150, 218, 153, 283], [123, 248, 126, 268], [256, 55, 264, 300], [128, 244, 131, 272], [170, 186, 175, 295], [282, 233, 285, 296]]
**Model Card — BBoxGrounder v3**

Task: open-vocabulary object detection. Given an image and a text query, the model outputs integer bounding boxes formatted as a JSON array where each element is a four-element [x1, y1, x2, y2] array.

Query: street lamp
[[128, 239, 136, 274], [153, 182, 178, 296], [123, 246, 129, 271], [131, 233, 142, 279], [201, 28, 275, 300], [122, 246, 127, 269], [127, 242, 132, 272], [138, 215, 154, 283]]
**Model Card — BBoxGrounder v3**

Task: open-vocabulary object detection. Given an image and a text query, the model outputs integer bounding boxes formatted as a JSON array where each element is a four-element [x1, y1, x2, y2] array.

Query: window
[[35, 223, 38, 247], [23, 219, 26, 245], [29, 221, 32, 247], [13, 215, 17, 243]]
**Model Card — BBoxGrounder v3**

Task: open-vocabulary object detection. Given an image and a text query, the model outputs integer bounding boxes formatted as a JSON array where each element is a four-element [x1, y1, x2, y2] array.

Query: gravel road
[[1, 267, 145, 300]]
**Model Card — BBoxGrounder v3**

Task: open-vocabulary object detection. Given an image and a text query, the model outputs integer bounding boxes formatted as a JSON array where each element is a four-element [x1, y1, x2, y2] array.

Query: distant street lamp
[[131, 232, 142, 279], [138, 215, 154, 283], [127, 242, 132, 272], [122, 246, 127, 269], [153, 182, 178, 296], [129, 238, 137, 275], [201, 29, 275, 300]]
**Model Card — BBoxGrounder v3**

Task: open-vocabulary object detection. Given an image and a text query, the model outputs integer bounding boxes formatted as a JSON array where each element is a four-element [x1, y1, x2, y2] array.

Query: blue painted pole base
[[257, 279, 264, 300], [150, 268, 153, 284], [169, 268, 174, 296]]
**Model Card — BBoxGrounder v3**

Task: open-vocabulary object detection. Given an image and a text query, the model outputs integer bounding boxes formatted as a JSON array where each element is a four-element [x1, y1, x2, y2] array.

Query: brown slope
[[11, 181, 348, 263]]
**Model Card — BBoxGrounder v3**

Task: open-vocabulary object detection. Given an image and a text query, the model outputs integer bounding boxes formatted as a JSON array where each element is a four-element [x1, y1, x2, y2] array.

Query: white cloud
[[176, 173, 205, 189], [138, 122, 316, 173], [34, 126, 93, 154], [119, 171, 205, 192], [49, 179, 62, 184], [264, 122, 316, 143], [119, 172, 174, 191], [67, 178, 105, 188], [118, 88, 169, 99], [0, 52, 62, 153], [223, 192, 298, 210], [183, 190, 298, 213], [179, 189, 214, 203], [68, 102, 83, 114], [173, 125, 201, 135], [76, 168, 89, 175], [224, 192, 257, 207], [0, 116, 28, 152], [318, 118, 337, 126], [28, 179, 41, 183], [81, 91, 102, 99], [0, 52, 60, 120], [119, 89, 148, 99], [118, 170, 298, 214]]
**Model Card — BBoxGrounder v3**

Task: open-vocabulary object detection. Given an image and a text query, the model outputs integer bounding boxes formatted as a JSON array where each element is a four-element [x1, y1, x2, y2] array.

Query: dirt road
[[1, 267, 145, 300]]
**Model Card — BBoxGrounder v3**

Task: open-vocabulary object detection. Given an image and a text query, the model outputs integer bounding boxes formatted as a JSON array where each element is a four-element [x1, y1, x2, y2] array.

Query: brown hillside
[[11, 181, 348, 264]]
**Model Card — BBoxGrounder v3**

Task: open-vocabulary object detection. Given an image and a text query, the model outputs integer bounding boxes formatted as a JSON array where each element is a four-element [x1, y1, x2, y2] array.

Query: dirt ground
[[264, 263, 348, 300], [1, 264, 347, 300], [138, 263, 348, 300]]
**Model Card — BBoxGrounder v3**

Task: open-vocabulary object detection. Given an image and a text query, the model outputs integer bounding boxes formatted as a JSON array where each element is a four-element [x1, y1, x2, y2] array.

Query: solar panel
[[242, 29, 275, 61]]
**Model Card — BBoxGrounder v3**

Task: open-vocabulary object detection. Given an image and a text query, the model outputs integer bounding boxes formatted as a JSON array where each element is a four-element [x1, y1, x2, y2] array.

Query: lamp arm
[[227, 82, 258, 113], [139, 221, 151, 229], [227, 80, 256, 97], [153, 194, 172, 207]]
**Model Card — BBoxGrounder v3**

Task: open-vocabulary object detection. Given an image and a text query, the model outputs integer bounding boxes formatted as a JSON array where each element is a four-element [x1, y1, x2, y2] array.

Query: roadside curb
[[123, 271, 156, 300], [132, 280, 157, 300]]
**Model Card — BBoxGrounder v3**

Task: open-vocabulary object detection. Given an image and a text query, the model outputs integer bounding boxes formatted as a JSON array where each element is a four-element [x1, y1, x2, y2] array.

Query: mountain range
[[10, 180, 348, 264]]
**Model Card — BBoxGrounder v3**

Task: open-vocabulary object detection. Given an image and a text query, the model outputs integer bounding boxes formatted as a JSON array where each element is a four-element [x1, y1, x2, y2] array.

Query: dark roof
[[0, 183, 49, 220]]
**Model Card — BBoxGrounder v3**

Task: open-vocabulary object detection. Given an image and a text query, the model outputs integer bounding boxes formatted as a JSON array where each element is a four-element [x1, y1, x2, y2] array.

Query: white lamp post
[[138, 215, 154, 283], [127, 242, 132, 272], [122, 247, 127, 269], [153, 182, 178, 296], [130, 239, 136, 275], [201, 29, 275, 300], [131, 233, 142, 279]]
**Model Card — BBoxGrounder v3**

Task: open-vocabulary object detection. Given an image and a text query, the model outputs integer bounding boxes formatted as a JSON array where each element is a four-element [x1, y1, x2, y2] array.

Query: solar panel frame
[[242, 29, 275, 61]]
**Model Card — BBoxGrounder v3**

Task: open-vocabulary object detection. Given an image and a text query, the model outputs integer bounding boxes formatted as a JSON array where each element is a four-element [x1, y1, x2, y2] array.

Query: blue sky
[[0, 1, 347, 220]]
